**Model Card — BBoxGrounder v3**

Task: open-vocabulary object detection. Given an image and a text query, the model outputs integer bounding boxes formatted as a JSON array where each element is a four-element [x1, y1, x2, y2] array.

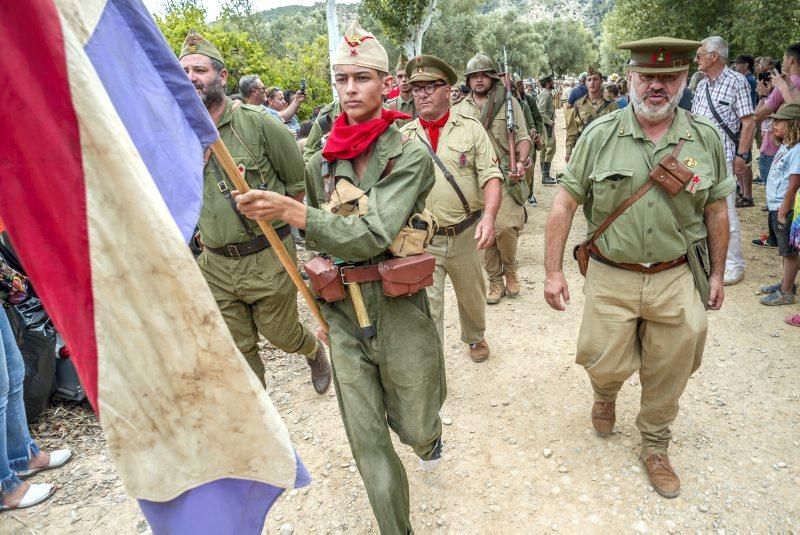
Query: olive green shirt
[[558, 105, 735, 264], [565, 95, 618, 157], [304, 127, 434, 262], [452, 87, 532, 171], [401, 110, 503, 227], [303, 100, 341, 164], [385, 94, 416, 127], [537, 89, 555, 127], [200, 98, 305, 249], [522, 93, 544, 133]]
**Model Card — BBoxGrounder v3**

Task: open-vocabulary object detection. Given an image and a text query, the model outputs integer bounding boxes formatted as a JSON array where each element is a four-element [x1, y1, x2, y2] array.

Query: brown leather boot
[[504, 268, 520, 297], [591, 401, 615, 437], [305, 344, 331, 394], [468, 339, 490, 363], [643, 452, 681, 498], [486, 280, 505, 304]]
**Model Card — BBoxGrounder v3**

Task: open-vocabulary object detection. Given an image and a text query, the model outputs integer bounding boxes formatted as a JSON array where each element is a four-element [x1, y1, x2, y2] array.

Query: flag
[[0, 0, 309, 532]]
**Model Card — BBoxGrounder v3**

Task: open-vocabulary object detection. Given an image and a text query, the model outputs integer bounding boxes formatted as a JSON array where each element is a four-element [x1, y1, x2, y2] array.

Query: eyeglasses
[[411, 83, 447, 96], [695, 51, 715, 60]]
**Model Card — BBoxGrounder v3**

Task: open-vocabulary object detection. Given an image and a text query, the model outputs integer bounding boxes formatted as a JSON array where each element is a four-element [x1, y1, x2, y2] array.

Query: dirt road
[[2, 109, 798, 534]]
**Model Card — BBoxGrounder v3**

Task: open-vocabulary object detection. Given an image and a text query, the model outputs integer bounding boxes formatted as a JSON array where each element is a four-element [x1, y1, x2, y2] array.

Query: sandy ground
[[2, 109, 798, 534]]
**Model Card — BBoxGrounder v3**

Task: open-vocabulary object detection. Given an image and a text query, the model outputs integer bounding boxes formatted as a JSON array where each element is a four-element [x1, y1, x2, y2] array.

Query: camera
[[758, 71, 772, 82], [299, 78, 306, 94]]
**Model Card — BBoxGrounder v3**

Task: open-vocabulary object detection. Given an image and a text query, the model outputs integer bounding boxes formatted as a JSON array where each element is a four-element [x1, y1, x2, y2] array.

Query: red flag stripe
[[0, 1, 98, 408]]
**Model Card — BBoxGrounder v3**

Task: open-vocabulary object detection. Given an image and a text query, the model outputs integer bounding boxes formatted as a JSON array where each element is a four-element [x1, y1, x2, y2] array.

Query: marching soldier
[[537, 74, 558, 184], [401, 55, 503, 362], [565, 66, 618, 162], [453, 53, 532, 304], [385, 53, 416, 126], [234, 22, 445, 533], [302, 99, 340, 163], [178, 32, 331, 394], [513, 74, 544, 205], [544, 37, 732, 498]]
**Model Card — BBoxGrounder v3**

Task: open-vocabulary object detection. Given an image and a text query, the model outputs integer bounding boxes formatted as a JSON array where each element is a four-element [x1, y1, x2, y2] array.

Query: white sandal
[[0, 483, 55, 511], [17, 449, 72, 479]]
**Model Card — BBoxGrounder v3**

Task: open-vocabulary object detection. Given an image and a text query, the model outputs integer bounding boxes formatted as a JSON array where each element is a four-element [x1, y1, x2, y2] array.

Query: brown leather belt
[[340, 264, 382, 284], [205, 225, 292, 258], [435, 210, 482, 237], [590, 251, 687, 274]]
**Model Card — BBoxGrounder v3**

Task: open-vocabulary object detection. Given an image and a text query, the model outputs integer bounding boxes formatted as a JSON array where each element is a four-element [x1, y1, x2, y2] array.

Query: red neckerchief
[[418, 111, 450, 152], [322, 108, 411, 162]]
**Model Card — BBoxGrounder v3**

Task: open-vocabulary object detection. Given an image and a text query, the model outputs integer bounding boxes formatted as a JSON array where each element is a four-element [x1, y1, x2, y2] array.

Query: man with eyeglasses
[[401, 55, 502, 363], [239, 74, 267, 106], [545, 37, 732, 498], [692, 36, 756, 286], [452, 53, 532, 306]]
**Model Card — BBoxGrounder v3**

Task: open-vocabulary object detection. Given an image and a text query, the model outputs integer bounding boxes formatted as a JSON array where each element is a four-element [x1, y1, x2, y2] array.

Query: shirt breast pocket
[[588, 168, 635, 214], [675, 174, 713, 219], [445, 141, 475, 176]]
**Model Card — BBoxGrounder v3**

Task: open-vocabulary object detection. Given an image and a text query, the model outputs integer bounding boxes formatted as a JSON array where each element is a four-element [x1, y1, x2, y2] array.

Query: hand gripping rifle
[[502, 47, 519, 182]]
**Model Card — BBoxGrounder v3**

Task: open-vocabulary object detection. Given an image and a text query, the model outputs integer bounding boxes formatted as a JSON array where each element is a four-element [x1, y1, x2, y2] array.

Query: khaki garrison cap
[[617, 37, 702, 73], [406, 55, 458, 85], [179, 31, 225, 64], [396, 53, 409, 72], [333, 21, 389, 73]]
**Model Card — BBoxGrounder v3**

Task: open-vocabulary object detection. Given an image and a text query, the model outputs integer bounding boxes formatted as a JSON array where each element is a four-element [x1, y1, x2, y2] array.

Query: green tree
[[533, 18, 598, 77], [478, 11, 547, 77], [361, 0, 438, 57], [421, 0, 482, 76]]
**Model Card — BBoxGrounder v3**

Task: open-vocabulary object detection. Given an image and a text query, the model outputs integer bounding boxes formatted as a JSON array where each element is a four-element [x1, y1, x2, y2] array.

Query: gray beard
[[199, 76, 226, 109], [629, 81, 683, 121]]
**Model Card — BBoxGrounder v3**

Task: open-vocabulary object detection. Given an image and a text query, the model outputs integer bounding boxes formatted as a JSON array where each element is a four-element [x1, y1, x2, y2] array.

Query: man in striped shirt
[[692, 36, 756, 286]]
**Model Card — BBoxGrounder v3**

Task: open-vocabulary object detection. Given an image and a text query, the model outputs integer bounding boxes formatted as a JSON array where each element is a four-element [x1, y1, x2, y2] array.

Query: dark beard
[[198, 76, 225, 109]]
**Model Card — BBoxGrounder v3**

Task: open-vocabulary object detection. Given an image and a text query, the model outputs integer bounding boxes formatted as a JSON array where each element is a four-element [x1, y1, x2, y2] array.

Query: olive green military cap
[[539, 74, 553, 85], [179, 31, 224, 65], [333, 20, 389, 73], [464, 53, 500, 80], [617, 36, 702, 73], [406, 54, 458, 85], [770, 103, 800, 120], [396, 53, 409, 73]]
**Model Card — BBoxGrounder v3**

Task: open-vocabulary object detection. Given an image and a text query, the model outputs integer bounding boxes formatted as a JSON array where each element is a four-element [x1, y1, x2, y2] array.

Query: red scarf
[[419, 111, 450, 152], [322, 108, 411, 162]]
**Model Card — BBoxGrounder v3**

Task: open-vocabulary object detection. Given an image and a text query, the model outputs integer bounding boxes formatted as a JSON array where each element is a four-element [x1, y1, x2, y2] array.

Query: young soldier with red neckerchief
[[234, 21, 445, 534]]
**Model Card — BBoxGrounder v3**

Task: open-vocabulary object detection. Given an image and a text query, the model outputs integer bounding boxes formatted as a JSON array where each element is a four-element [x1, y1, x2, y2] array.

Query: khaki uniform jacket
[[537, 89, 555, 127], [558, 106, 735, 264], [385, 94, 416, 127], [304, 126, 434, 262], [401, 110, 503, 227], [201, 98, 305, 249], [565, 95, 619, 157]]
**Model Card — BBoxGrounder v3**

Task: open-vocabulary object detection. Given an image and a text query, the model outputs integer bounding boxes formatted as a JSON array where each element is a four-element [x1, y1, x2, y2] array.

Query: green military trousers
[[576, 260, 706, 459], [426, 221, 486, 346], [324, 279, 446, 535], [540, 124, 556, 163], [198, 234, 319, 387]]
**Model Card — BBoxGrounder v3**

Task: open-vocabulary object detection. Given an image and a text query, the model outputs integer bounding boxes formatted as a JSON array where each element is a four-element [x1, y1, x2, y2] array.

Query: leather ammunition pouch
[[378, 253, 436, 298], [649, 150, 694, 196], [304, 255, 346, 302]]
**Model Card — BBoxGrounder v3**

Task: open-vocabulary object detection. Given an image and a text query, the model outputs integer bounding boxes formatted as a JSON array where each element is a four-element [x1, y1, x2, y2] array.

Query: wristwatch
[[736, 151, 752, 163]]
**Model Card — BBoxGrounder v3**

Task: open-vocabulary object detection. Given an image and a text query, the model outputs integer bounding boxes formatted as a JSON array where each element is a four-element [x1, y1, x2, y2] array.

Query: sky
[[142, 0, 359, 21]]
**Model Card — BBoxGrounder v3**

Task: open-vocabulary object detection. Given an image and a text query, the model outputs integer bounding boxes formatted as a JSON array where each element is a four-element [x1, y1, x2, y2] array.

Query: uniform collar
[[617, 103, 695, 144]]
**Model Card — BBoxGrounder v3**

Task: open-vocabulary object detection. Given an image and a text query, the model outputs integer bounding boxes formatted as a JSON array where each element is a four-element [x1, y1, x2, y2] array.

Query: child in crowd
[[760, 104, 800, 307]]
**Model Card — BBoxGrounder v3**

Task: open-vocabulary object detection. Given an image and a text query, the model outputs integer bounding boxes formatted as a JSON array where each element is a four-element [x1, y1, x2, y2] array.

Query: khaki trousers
[[576, 260, 707, 458], [540, 124, 556, 163], [325, 281, 445, 534], [485, 186, 525, 282], [426, 220, 486, 345], [198, 235, 318, 387]]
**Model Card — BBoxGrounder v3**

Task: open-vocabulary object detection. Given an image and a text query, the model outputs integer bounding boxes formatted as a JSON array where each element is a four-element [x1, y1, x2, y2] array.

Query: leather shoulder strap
[[416, 135, 471, 216]]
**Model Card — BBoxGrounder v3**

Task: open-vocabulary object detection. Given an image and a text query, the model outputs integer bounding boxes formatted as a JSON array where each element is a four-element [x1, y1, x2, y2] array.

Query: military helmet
[[464, 53, 500, 80]]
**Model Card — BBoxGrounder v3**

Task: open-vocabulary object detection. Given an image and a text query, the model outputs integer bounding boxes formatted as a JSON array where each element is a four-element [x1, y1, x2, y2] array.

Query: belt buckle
[[226, 244, 242, 258], [445, 226, 457, 237], [217, 180, 229, 194], [340, 265, 353, 285]]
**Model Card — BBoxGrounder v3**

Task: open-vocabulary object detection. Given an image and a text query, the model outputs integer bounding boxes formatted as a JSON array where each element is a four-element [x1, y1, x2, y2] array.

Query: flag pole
[[209, 138, 329, 333]]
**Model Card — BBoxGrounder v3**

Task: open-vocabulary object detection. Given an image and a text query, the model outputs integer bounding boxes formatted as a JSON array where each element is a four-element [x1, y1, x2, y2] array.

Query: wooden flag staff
[[209, 138, 329, 333]]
